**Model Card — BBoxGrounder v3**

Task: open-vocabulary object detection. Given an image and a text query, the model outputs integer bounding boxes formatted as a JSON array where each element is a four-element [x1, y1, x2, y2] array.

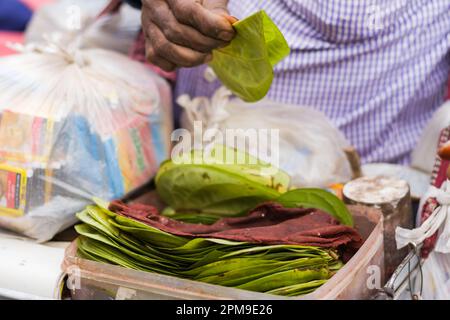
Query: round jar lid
[[343, 176, 409, 205]]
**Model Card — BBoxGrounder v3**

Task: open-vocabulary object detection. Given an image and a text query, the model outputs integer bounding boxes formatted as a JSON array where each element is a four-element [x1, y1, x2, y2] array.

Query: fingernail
[[226, 16, 239, 24]]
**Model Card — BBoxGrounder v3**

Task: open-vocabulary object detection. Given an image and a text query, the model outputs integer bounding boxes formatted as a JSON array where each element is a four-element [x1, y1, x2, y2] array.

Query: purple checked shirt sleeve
[[174, 0, 450, 164]]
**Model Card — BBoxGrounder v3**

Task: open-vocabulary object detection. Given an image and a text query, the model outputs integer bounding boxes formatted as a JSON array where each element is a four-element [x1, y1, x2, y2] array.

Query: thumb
[[203, 0, 232, 19]]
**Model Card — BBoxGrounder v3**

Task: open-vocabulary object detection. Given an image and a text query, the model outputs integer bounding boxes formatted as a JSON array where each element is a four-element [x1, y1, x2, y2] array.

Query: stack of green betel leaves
[[156, 145, 353, 226], [75, 146, 363, 297], [76, 205, 343, 296]]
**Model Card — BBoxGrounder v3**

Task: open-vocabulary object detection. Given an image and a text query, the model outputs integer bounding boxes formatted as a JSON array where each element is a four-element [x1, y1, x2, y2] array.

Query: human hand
[[142, 0, 236, 71]]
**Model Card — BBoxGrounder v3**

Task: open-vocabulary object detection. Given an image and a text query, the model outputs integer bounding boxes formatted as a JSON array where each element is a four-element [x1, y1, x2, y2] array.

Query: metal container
[[343, 176, 413, 279]]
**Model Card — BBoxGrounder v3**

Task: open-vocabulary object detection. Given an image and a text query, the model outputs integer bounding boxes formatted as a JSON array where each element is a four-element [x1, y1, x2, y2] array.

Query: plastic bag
[[25, 0, 141, 54], [0, 39, 172, 241], [178, 86, 352, 188], [411, 101, 450, 175], [395, 126, 450, 299], [402, 185, 450, 300], [418, 251, 450, 299]]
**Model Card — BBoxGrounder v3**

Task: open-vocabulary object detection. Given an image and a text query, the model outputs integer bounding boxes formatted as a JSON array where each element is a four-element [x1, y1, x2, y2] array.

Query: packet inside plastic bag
[[0, 39, 172, 241]]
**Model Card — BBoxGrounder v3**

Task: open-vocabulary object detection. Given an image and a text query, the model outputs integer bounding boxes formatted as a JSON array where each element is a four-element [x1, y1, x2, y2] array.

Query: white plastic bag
[[395, 181, 450, 299], [411, 101, 450, 175], [25, 0, 141, 54], [178, 86, 352, 187], [0, 39, 172, 241], [419, 252, 450, 299]]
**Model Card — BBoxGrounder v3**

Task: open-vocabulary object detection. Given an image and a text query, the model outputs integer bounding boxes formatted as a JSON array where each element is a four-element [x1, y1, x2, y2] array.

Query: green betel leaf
[[209, 10, 290, 102], [155, 145, 289, 220], [158, 144, 290, 194], [276, 188, 354, 227], [261, 12, 291, 66]]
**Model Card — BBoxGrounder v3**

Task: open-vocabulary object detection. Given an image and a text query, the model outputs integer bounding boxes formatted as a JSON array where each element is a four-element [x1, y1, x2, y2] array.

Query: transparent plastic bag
[[0, 39, 172, 241], [25, 0, 141, 54], [178, 86, 352, 188]]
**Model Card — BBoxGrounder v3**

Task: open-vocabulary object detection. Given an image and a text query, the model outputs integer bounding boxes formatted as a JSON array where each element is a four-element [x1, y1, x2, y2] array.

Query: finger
[[144, 41, 177, 72], [166, 0, 235, 41], [145, 21, 210, 67], [143, 2, 227, 53]]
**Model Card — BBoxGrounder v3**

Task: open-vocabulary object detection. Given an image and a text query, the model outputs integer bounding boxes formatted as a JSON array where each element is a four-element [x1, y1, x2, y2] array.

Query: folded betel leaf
[[209, 10, 290, 102], [155, 145, 290, 220], [276, 189, 354, 227], [160, 144, 290, 193]]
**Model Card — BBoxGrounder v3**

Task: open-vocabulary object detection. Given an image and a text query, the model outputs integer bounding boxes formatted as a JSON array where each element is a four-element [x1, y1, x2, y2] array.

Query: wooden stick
[[344, 147, 362, 179]]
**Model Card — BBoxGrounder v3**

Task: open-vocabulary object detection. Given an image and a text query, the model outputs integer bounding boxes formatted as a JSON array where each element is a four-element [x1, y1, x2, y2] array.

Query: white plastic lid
[[343, 176, 409, 205]]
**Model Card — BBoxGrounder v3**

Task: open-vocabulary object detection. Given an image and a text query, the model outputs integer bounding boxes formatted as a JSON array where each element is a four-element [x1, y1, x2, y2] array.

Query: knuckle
[[172, 1, 191, 18], [188, 36, 212, 52], [164, 24, 183, 41], [150, 1, 166, 19], [153, 38, 169, 55], [161, 41, 174, 56], [189, 9, 204, 27]]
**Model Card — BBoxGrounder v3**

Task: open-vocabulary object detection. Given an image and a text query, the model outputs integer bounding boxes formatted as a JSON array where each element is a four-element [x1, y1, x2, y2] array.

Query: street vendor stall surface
[[0, 234, 67, 300]]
